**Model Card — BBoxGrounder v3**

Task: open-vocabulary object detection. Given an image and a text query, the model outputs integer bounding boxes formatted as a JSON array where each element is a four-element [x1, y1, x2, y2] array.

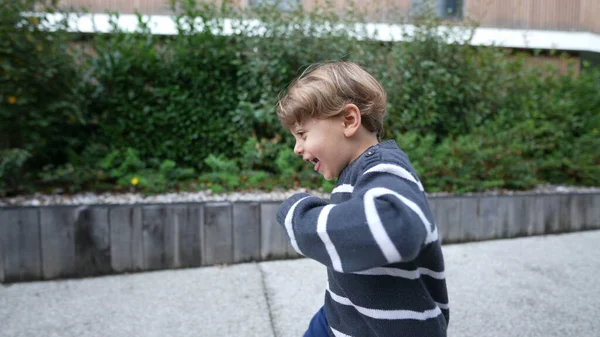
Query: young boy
[[275, 61, 449, 337]]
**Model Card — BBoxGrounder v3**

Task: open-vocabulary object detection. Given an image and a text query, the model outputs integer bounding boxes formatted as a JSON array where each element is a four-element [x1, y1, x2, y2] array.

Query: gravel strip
[[1, 184, 600, 207], [0, 189, 328, 207]]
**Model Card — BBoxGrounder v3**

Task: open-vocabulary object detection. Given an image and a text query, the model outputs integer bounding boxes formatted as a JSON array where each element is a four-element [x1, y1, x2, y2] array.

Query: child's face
[[291, 117, 351, 181]]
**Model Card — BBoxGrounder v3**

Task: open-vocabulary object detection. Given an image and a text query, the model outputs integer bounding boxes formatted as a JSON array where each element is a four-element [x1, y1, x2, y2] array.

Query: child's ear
[[342, 104, 361, 137]]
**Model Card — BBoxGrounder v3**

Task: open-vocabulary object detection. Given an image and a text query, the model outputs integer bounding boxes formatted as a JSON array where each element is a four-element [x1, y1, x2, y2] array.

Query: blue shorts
[[303, 306, 330, 337]]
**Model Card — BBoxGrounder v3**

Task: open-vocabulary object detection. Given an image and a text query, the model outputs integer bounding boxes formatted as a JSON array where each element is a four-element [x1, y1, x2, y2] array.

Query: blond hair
[[276, 61, 387, 139]]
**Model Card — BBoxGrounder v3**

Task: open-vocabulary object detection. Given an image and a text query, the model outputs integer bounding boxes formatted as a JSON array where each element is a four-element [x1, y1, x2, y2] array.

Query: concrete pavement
[[2, 230, 599, 337]]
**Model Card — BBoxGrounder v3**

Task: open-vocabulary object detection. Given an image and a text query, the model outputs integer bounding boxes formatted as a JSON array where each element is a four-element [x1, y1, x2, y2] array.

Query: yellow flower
[[36, 45, 43, 52], [131, 177, 140, 186], [8, 96, 17, 104]]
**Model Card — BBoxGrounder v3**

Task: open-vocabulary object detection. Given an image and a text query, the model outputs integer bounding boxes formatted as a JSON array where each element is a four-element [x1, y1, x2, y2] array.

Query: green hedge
[[1, 0, 599, 196]]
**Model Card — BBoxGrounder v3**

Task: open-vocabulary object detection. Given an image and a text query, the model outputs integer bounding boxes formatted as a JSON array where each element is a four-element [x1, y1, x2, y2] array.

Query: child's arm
[[276, 163, 437, 273]]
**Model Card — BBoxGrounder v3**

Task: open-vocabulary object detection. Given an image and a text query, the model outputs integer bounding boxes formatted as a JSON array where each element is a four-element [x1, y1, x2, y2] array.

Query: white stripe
[[363, 188, 402, 263], [353, 267, 445, 280], [327, 285, 442, 321], [364, 163, 424, 191], [354, 267, 419, 279], [436, 302, 450, 310], [418, 267, 445, 280], [331, 184, 354, 194], [284, 197, 310, 256], [364, 188, 439, 257], [330, 327, 352, 337], [317, 205, 343, 272]]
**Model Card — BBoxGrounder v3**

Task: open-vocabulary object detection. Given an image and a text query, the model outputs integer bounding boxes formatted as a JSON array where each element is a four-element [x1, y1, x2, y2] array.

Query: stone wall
[[1, 193, 599, 283]]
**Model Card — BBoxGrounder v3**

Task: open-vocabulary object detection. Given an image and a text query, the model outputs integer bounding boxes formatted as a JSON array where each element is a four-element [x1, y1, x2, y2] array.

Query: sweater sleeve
[[275, 163, 438, 273]]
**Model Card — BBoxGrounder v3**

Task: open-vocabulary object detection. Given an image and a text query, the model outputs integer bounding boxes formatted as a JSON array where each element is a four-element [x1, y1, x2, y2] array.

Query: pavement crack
[[258, 262, 278, 337]]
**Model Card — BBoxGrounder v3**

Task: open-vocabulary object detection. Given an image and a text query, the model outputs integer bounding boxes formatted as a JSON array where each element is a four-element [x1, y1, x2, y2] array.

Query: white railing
[[31, 12, 600, 53]]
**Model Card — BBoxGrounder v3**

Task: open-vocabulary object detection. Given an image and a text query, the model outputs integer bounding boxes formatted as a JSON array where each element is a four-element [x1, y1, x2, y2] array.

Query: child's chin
[[322, 173, 334, 181]]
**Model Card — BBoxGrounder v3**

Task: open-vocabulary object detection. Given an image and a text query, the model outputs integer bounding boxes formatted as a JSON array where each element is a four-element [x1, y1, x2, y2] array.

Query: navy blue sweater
[[276, 140, 449, 337]]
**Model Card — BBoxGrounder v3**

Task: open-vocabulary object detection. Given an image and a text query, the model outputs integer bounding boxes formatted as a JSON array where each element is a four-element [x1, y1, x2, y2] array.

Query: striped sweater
[[276, 140, 449, 337]]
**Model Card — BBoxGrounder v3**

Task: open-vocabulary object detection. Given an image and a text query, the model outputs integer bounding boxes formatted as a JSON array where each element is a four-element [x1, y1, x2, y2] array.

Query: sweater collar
[[337, 140, 398, 181]]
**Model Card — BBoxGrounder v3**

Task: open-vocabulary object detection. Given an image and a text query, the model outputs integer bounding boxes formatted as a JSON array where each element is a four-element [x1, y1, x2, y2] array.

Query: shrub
[[0, 0, 87, 193], [1, 0, 598, 195]]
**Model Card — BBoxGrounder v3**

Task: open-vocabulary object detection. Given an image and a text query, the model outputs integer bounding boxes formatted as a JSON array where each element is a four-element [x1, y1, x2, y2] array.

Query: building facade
[[49, 0, 600, 70], [52, 0, 600, 31]]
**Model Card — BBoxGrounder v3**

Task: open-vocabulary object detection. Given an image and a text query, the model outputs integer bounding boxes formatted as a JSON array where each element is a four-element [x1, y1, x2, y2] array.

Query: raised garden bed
[[1, 192, 599, 283]]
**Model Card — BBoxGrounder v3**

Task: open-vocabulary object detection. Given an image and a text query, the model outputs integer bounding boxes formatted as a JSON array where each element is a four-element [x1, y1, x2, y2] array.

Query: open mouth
[[312, 158, 321, 172]]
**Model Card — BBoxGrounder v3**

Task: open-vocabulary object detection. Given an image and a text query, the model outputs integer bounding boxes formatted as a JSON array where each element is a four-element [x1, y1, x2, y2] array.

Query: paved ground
[[2, 230, 599, 337]]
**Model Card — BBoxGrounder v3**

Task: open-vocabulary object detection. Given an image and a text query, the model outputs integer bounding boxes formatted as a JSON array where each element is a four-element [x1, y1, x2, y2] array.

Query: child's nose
[[294, 143, 303, 155]]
